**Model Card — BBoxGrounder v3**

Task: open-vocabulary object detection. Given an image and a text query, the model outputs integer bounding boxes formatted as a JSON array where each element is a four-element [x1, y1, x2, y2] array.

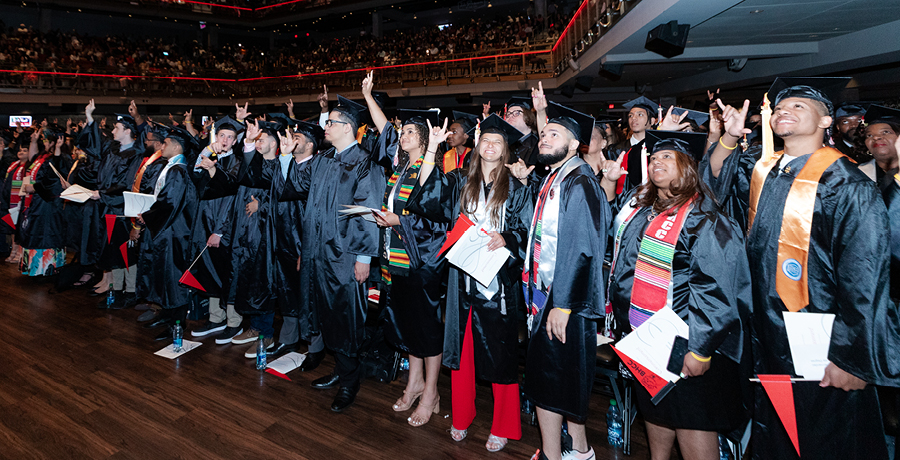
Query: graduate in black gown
[[132, 123, 169, 311], [609, 96, 660, 197], [140, 126, 199, 337], [0, 143, 30, 264], [409, 114, 533, 451], [287, 91, 385, 412], [509, 103, 609, 460], [19, 128, 72, 276], [605, 130, 751, 460], [361, 75, 448, 427], [78, 100, 143, 299], [708, 79, 900, 459]]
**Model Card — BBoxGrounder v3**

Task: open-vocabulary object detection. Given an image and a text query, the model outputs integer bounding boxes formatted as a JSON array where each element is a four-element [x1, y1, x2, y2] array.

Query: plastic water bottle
[[106, 284, 115, 308], [256, 335, 267, 370], [607, 399, 624, 448], [172, 320, 183, 352], [718, 435, 732, 460], [399, 357, 409, 371]]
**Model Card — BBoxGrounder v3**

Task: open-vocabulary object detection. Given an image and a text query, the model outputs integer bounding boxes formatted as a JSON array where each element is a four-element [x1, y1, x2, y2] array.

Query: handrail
[[549, 0, 641, 76]]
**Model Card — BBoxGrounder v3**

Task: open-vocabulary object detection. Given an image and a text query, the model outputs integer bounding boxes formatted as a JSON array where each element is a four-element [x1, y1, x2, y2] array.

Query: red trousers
[[451, 307, 522, 439]]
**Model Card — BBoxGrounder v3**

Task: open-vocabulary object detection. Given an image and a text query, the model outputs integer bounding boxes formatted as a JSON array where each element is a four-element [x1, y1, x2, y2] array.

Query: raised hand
[[361, 71, 374, 97], [717, 98, 752, 139], [531, 81, 547, 113], [235, 102, 251, 121], [482, 101, 491, 118], [426, 118, 450, 152], [318, 85, 329, 113], [600, 151, 627, 182], [244, 120, 261, 145], [505, 158, 535, 182], [286, 98, 295, 118], [277, 127, 299, 155], [128, 100, 139, 118], [658, 106, 690, 131], [85, 99, 96, 121], [183, 109, 193, 125]]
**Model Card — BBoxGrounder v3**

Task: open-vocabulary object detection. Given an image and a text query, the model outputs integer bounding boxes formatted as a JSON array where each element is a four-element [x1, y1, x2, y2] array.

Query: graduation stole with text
[[21, 154, 50, 210], [442, 146, 471, 173], [748, 147, 844, 312], [7, 161, 26, 208], [382, 155, 424, 275], [626, 199, 693, 329]]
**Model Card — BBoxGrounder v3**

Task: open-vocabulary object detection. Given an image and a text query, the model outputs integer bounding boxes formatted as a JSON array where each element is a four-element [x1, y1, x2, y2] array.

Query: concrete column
[[372, 12, 382, 38]]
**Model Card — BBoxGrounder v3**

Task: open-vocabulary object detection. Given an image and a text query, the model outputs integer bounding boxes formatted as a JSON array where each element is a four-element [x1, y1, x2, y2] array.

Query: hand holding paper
[[61, 184, 94, 203], [444, 222, 511, 287], [123, 191, 157, 217], [339, 204, 386, 223]]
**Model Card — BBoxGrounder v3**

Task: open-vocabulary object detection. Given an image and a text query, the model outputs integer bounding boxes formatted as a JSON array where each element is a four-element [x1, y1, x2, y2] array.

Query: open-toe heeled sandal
[[485, 434, 508, 452], [392, 390, 422, 412], [407, 396, 440, 427], [450, 426, 468, 442]]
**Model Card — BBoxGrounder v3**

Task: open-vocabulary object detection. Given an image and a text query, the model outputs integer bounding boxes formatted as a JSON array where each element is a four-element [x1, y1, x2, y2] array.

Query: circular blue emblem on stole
[[782, 258, 802, 281]]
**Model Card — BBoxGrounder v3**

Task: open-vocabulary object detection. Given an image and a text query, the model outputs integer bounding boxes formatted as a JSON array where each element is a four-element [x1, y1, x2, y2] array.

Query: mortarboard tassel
[[761, 93, 775, 164]]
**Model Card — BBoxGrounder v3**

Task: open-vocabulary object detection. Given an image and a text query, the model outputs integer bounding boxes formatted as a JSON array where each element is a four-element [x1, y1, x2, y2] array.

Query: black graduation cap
[[593, 118, 621, 130], [0, 130, 13, 144], [114, 113, 138, 133], [545, 101, 595, 145], [293, 120, 325, 151], [623, 96, 660, 118], [214, 115, 243, 134], [166, 126, 200, 155], [334, 95, 367, 128], [671, 107, 710, 126], [645, 130, 709, 163], [768, 77, 851, 116], [863, 105, 900, 125], [268, 113, 297, 129], [834, 103, 867, 119], [256, 119, 286, 137], [398, 109, 441, 129], [468, 114, 521, 143], [371, 91, 391, 109], [452, 110, 479, 134], [506, 96, 532, 111]]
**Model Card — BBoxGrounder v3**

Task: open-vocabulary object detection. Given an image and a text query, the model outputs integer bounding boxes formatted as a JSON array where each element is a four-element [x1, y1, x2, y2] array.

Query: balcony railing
[[549, 0, 642, 76]]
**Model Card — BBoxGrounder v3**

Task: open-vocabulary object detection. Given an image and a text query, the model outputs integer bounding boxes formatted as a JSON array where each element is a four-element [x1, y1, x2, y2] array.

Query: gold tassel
[[356, 123, 367, 143], [761, 93, 775, 163]]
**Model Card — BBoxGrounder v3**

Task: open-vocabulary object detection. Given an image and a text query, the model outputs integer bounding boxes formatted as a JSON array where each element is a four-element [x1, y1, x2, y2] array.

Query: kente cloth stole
[[22, 154, 49, 209], [8, 162, 25, 207], [382, 155, 424, 274], [627, 199, 693, 329], [522, 170, 558, 317], [442, 147, 471, 173], [748, 147, 844, 312]]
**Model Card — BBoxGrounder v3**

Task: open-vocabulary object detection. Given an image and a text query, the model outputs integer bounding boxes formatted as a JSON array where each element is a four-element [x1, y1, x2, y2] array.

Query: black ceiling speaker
[[645, 20, 689, 58], [560, 85, 576, 98], [575, 76, 594, 92], [599, 63, 623, 81]]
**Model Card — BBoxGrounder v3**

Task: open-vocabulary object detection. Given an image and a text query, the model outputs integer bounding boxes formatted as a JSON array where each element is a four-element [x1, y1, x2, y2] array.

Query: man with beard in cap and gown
[[709, 78, 900, 459], [139, 126, 200, 340], [284, 91, 385, 412], [509, 101, 609, 460]]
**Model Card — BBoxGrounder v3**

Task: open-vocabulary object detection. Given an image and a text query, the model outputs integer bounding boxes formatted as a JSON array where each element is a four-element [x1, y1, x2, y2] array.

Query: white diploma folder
[[783, 312, 835, 380], [123, 191, 157, 217], [444, 224, 511, 287], [60, 184, 93, 203]]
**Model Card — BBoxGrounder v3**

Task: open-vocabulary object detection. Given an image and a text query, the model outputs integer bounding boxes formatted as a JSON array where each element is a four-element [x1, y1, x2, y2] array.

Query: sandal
[[450, 426, 468, 442], [407, 396, 440, 427], [485, 434, 508, 452], [392, 390, 422, 412]]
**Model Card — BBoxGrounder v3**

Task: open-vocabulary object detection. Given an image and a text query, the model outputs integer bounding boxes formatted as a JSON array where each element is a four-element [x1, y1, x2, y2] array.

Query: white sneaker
[[561, 447, 595, 460]]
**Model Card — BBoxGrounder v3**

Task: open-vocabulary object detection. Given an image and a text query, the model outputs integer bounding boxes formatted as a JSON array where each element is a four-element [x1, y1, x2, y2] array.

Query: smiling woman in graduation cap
[[408, 113, 534, 452], [362, 72, 448, 428], [607, 130, 751, 460]]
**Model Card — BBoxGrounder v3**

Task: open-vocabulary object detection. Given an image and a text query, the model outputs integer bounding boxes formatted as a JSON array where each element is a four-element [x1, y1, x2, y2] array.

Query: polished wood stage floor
[[0, 263, 652, 459]]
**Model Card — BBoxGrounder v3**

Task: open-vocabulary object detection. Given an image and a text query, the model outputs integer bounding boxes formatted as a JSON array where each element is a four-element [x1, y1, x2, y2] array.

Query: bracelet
[[718, 138, 737, 150], [425, 150, 436, 155], [422, 160, 435, 165], [554, 308, 571, 315], [690, 351, 711, 362]]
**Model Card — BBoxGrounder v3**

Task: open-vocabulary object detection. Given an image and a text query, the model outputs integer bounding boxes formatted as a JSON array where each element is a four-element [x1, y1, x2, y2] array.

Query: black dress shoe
[[88, 287, 110, 297], [144, 317, 168, 329], [137, 310, 158, 322], [311, 373, 340, 390], [154, 327, 173, 341], [267, 342, 298, 358], [110, 292, 136, 310], [330, 384, 360, 412], [299, 350, 325, 372]]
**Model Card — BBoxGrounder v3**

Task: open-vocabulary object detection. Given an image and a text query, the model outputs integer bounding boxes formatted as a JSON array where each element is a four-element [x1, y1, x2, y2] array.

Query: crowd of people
[[0, 8, 565, 81], [2, 71, 899, 460]]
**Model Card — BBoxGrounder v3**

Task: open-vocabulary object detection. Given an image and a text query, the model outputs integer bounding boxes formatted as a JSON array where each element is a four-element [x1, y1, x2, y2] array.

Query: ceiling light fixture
[[750, 9, 763, 14]]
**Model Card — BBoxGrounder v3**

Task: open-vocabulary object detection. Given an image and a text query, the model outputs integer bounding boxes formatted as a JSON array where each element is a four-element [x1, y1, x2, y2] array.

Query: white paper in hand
[[614, 307, 689, 383], [339, 205, 385, 223], [123, 191, 156, 217], [266, 352, 307, 374], [60, 184, 93, 203], [444, 224, 510, 287], [7, 207, 19, 225], [783, 312, 835, 380], [154, 340, 202, 359]]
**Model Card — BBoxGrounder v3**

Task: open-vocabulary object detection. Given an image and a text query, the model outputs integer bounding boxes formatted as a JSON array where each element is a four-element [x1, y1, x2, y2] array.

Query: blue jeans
[[249, 312, 275, 338]]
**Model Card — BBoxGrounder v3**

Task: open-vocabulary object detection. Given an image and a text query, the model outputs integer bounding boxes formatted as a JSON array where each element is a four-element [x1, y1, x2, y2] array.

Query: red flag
[[179, 270, 206, 292], [1, 213, 13, 230], [105, 214, 117, 244], [437, 213, 475, 257], [119, 242, 129, 268], [758, 374, 800, 457], [612, 346, 670, 397]]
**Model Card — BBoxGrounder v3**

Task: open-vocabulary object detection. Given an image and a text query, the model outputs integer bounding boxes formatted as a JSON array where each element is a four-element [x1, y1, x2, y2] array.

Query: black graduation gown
[[607, 191, 751, 431], [19, 154, 72, 250], [64, 153, 99, 259], [711, 150, 899, 459], [522, 161, 610, 422], [134, 151, 168, 300], [188, 150, 242, 301], [285, 143, 385, 356], [272, 155, 311, 318], [77, 122, 142, 268], [224, 148, 275, 314], [372, 123, 448, 358], [142, 162, 198, 309], [407, 168, 533, 383], [0, 161, 24, 245]]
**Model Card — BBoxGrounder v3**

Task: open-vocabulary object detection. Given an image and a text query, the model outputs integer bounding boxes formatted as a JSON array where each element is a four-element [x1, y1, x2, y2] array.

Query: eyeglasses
[[324, 119, 349, 127], [507, 110, 525, 118]]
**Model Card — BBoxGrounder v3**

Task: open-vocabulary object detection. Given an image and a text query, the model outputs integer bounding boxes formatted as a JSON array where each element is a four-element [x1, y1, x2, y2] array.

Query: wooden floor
[[0, 262, 651, 460]]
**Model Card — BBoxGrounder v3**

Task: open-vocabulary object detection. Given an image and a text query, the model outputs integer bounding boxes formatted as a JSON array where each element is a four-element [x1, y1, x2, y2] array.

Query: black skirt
[[635, 354, 746, 432], [383, 269, 444, 357]]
